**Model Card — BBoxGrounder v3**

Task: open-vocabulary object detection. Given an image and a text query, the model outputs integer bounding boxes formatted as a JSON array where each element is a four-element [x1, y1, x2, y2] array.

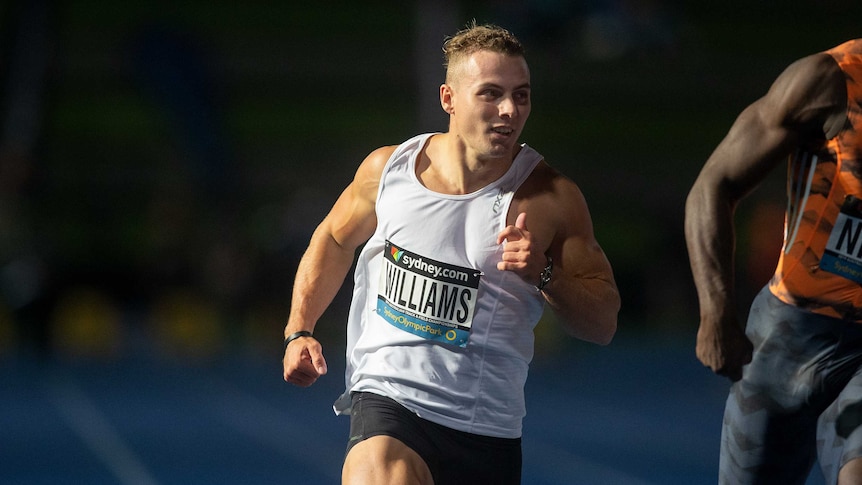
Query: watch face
[[536, 256, 552, 290]]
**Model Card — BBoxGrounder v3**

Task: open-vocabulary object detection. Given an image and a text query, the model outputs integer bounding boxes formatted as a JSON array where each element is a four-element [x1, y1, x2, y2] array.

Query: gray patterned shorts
[[720, 287, 862, 484]]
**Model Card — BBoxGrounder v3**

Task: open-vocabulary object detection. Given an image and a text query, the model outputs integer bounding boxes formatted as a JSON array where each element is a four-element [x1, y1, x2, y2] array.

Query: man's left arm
[[542, 181, 619, 345], [499, 170, 619, 345]]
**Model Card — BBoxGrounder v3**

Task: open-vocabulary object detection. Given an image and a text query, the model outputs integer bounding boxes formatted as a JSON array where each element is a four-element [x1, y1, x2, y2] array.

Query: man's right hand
[[696, 318, 753, 382], [283, 336, 328, 387]]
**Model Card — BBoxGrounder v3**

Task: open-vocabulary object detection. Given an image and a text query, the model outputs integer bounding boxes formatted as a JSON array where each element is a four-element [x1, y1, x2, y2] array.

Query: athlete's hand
[[696, 317, 752, 382], [497, 212, 546, 284], [283, 335, 328, 387]]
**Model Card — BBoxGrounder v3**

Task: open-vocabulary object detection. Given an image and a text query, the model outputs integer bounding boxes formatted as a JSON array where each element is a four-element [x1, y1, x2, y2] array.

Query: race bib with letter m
[[377, 240, 482, 347]]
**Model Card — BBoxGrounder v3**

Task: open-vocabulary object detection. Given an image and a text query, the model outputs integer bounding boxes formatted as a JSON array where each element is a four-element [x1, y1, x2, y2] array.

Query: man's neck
[[416, 133, 515, 195]]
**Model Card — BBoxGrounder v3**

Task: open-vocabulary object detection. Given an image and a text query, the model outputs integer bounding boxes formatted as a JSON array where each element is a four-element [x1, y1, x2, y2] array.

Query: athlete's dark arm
[[684, 53, 847, 381]]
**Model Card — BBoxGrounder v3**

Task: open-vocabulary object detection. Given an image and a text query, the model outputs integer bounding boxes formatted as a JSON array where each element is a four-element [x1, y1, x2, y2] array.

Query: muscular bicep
[[517, 164, 612, 280], [698, 101, 797, 200], [697, 53, 845, 200], [316, 146, 394, 251], [551, 183, 614, 283]]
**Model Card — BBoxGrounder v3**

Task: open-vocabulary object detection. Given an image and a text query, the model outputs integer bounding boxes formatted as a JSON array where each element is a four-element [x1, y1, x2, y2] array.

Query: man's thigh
[[719, 288, 840, 484], [344, 391, 522, 485], [342, 435, 433, 485]]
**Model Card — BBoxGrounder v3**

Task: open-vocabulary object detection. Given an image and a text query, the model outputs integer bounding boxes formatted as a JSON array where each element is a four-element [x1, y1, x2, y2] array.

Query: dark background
[[2, 0, 858, 361], [0, 1, 859, 483]]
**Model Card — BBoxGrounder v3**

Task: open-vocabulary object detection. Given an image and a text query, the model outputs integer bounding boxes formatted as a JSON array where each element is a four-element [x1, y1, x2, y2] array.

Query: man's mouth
[[491, 126, 514, 135]]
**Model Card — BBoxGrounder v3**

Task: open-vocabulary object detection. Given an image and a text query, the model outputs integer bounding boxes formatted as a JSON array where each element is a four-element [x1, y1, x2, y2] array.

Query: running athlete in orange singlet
[[771, 41, 862, 320], [686, 40, 862, 484]]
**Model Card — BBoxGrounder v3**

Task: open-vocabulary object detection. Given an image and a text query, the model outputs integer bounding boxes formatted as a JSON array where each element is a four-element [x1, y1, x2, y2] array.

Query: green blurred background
[[1, 0, 860, 365]]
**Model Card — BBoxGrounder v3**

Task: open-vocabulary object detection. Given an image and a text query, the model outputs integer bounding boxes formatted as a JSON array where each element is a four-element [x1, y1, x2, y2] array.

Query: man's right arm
[[282, 146, 394, 387], [684, 52, 846, 381]]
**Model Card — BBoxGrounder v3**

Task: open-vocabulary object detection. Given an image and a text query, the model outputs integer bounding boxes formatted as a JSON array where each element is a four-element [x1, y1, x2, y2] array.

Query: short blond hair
[[442, 21, 525, 82]]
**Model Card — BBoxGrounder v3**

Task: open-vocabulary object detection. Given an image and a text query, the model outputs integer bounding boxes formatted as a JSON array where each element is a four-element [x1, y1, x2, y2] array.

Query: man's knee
[[342, 435, 433, 485]]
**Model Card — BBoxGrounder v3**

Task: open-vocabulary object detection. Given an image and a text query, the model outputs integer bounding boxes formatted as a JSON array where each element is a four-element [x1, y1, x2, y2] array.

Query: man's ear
[[440, 83, 454, 114]]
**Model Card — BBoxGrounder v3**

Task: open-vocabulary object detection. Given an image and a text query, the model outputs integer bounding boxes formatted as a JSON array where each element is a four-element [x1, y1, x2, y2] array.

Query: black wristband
[[283, 330, 313, 351]]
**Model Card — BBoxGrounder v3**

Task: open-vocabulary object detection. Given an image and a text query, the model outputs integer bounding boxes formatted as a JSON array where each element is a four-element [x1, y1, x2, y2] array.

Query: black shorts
[[346, 391, 522, 485]]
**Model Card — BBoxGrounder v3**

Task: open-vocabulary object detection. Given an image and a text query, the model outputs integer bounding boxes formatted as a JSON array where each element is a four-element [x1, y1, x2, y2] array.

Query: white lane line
[[47, 378, 160, 485]]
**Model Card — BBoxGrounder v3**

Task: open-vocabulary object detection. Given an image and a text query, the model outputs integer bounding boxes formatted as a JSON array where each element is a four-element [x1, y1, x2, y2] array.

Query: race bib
[[377, 240, 482, 347], [821, 195, 862, 283]]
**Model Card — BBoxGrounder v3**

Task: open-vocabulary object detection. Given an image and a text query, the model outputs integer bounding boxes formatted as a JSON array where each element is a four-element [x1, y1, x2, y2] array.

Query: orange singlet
[[769, 39, 862, 321]]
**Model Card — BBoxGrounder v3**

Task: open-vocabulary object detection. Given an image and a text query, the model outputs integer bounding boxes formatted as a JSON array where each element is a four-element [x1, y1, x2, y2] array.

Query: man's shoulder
[[355, 145, 399, 190], [762, 51, 846, 136], [360, 145, 397, 175], [511, 160, 591, 243], [516, 161, 585, 213], [524, 160, 577, 191], [826, 39, 862, 60]]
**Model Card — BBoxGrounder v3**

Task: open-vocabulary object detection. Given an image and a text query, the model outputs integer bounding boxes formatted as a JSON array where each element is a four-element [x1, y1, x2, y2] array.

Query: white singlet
[[333, 133, 546, 438]]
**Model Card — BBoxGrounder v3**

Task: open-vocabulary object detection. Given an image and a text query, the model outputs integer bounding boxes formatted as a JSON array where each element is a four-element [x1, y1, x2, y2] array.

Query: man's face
[[442, 50, 531, 162]]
